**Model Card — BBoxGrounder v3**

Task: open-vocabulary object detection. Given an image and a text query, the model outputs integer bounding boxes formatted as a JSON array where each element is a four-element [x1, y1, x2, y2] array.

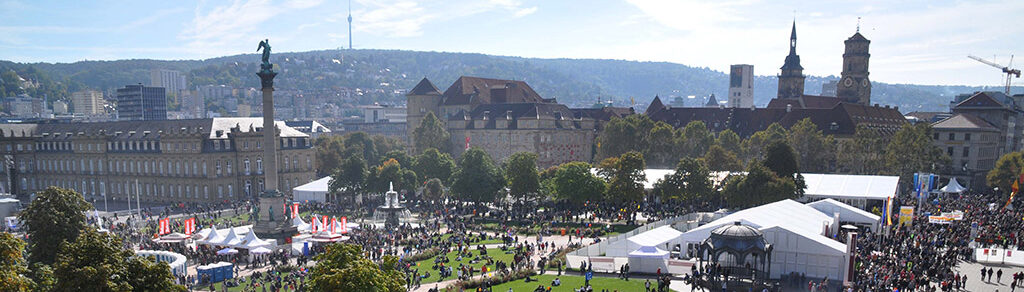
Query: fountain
[[372, 182, 412, 228]]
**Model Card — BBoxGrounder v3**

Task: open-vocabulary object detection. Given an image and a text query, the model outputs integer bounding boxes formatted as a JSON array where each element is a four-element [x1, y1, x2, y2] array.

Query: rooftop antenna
[[856, 17, 861, 33], [348, 0, 353, 49]]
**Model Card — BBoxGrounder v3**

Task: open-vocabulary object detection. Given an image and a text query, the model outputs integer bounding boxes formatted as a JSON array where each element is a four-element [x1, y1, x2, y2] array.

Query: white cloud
[[180, 0, 324, 57], [346, 0, 536, 38], [514, 6, 538, 18]]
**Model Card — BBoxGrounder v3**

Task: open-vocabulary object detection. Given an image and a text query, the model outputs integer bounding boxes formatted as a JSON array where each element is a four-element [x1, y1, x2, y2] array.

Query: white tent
[[676, 199, 849, 280], [293, 216, 311, 233], [806, 199, 882, 231], [239, 229, 273, 249], [761, 226, 847, 280], [293, 177, 330, 202], [801, 174, 900, 209], [606, 226, 683, 257], [198, 226, 223, 244], [628, 246, 670, 274], [939, 178, 967, 194], [217, 228, 242, 247], [679, 200, 834, 247]]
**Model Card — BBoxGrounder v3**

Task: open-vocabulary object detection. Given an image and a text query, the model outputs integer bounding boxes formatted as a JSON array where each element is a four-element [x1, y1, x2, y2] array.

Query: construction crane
[[968, 55, 1021, 95]]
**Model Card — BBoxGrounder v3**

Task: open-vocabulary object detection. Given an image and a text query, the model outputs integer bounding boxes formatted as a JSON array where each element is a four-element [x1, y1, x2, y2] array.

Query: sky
[[1, 0, 1022, 87]]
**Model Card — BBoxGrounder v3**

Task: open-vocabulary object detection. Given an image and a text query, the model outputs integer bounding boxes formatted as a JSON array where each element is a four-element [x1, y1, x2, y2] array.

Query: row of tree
[[3, 187, 182, 291], [597, 115, 949, 191]]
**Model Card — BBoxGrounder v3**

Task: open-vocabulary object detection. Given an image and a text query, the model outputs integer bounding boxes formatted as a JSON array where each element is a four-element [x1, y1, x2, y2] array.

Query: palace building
[[0, 118, 315, 203], [406, 76, 630, 168]]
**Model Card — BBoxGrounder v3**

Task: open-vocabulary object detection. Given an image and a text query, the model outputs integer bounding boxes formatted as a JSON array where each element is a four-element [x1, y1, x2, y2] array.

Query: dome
[[711, 221, 763, 238], [702, 221, 771, 264]]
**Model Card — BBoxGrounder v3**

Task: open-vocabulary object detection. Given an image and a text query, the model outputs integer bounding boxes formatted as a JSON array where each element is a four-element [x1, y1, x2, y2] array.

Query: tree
[[422, 178, 446, 202], [413, 148, 456, 184], [450, 148, 506, 203], [598, 151, 646, 203], [884, 123, 949, 189], [372, 135, 405, 157], [367, 159, 416, 194], [703, 144, 743, 171], [721, 162, 798, 208], [715, 129, 741, 151], [413, 112, 450, 153], [329, 156, 368, 203], [380, 150, 414, 167], [644, 122, 678, 168], [19, 187, 89, 265], [763, 140, 800, 179], [597, 115, 655, 160], [836, 125, 887, 174], [987, 152, 1024, 193], [741, 123, 788, 163], [344, 132, 380, 165], [652, 158, 713, 201], [308, 243, 404, 292], [505, 152, 540, 203], [0, 232, 33, 291], [679, 121, 714, 158], [53, 229, 183, 291], [787, 118, 835, 172], [314, 136, 348, 176], [553, 162, 606, 205]]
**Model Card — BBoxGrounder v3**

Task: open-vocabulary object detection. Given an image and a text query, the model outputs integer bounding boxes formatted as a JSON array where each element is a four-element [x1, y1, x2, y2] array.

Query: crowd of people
[[853, 191, 1022, 291]]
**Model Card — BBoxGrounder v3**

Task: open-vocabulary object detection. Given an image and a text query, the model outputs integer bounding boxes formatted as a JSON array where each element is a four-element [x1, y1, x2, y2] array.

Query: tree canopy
[[413, 112, 451, 154], [551, 162, 606, 205], [0, 232, 33, 291], [19, 187, 90, 265], [310, 243, 405, 292], [505, 152, 541, 203], [987, 151, 1024, 193], [597, 151, 646, 204], [53, 229, 183, 291], [412, 148, 456, 184], [884, 123, 949, 190], [450, 147, 506, 202], [652, 158, 713, 201]]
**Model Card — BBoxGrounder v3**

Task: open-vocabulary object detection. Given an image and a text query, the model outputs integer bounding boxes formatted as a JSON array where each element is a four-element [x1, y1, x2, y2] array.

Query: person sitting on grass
[[552, 277, 561, 286]]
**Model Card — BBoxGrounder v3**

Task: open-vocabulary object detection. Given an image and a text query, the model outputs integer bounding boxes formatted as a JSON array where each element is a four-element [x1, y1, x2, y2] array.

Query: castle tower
[[729, 64, 753, 108], [406, 78, 443, 148], [777, 21, 805, 99], [837, 30, 871, 105]]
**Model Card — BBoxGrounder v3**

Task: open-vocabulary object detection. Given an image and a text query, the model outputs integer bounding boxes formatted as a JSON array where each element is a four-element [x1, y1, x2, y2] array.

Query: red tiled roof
[[441, 76, 546, 106]]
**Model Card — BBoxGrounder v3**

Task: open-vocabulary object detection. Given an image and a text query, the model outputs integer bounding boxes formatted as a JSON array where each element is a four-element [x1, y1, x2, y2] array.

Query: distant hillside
[[2, 49, 1018, 113]]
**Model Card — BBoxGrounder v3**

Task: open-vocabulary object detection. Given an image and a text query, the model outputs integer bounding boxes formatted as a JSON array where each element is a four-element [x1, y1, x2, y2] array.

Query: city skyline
[[1, 0, 1022, 87]]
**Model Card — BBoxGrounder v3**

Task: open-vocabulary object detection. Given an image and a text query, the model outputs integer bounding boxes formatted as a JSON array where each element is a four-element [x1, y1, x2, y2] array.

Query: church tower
[[837, 29, 871, 105], [777, 21, 805, 99]]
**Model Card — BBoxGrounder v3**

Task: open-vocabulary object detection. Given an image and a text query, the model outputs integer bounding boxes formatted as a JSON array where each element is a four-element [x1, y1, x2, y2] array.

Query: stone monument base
[[253, 190, 297, 248]]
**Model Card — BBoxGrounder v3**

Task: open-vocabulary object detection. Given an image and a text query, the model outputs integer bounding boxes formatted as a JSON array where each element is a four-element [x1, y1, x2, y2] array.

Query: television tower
[[347, 0, 353, 49]]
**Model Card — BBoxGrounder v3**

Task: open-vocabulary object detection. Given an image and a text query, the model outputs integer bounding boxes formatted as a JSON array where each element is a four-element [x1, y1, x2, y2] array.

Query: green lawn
[[438, 233, 505, 245], [195, 271, 295, 292], [410, 247, 517, 284], [492, 274, 675, 292]]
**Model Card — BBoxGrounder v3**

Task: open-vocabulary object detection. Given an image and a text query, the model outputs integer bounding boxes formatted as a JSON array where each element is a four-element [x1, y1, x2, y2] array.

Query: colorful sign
[[928, 215, 952, 224], [898, 206, 915, 226]]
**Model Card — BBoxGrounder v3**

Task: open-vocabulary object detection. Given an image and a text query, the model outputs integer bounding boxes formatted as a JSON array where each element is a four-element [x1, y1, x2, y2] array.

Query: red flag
[[330, 217, 337, 234], [158, 218, 170, 235], [311, 215, 319, 232], [291, 203, 299, 218], [465, 136, 470, 150], [322, 216, 327, 230], [184, 218, 195, 235], [341, 216, 348, 234]]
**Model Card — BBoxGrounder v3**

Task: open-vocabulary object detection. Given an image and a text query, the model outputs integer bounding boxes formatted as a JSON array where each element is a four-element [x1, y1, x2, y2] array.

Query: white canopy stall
[[606, 225, 683, 257], [806, 198, 881, 232], [939, 178, 967, 194], [622, 245, 671, 272], [627, 246, 670, 274], [293, 177, 330, 203], [801, 174, 899, 209]]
